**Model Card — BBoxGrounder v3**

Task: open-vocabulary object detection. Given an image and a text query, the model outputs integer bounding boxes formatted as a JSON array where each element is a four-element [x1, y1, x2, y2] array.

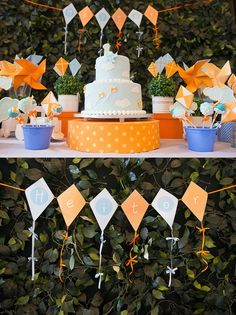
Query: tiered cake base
[[67, 119, 160, 153]]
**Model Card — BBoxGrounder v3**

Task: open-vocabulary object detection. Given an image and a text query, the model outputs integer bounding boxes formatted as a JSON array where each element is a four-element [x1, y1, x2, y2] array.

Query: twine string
[[59, 226, 69, 282], [196, 223, 210, 273], [125, 230, 139, 276]]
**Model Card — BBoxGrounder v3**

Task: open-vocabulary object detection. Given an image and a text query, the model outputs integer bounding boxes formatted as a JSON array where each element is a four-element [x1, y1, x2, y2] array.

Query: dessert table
[[0, 137, 235, 158]]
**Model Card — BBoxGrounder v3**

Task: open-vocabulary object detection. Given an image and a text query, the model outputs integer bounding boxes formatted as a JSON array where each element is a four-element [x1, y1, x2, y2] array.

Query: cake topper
[[103, 43, 111, 56]]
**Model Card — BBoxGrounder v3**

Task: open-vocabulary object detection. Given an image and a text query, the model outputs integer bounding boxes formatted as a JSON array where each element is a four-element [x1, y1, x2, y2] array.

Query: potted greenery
[[54, 74, 84, 112], [148, 74, 177, 113]]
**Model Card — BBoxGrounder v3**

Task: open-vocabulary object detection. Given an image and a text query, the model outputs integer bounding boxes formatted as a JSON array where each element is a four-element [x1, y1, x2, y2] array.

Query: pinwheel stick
[[185, 115, 196, 128], [210, 101, 219, 128]]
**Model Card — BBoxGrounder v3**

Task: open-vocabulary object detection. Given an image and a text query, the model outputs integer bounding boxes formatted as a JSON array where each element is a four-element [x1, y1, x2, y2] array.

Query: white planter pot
[[58, 94, 80, 112], [152, 96, 174, 113]]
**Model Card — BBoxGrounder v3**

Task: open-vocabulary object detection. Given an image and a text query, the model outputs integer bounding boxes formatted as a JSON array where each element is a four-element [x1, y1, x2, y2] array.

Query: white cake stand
[[74, 113, 152, 122]]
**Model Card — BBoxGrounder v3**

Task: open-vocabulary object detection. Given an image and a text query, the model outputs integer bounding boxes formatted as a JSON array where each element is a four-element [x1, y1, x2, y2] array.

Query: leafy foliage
[[0, 0, 235, 111], [0, 158, 236, 314], [54, 74, 84, 95], [147, 75, 178, 97]]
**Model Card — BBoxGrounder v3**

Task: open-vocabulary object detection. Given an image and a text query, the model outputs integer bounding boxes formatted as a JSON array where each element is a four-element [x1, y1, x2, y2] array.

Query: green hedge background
[[0, 0, 236, 110], [0, 158, 236, 314]]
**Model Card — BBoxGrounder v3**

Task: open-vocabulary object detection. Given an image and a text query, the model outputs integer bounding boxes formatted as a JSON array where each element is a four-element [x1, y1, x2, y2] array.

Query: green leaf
[[21, 162, 29, 169], [220, 178, 233, 186], [72, 158, 81, 164], [89, 252, 99, 261], [193, 280, 202, 290], [201, 285, 211, 292], [0, 210, 9, 220], [158, 285, 169, 291], [83, 227, 97, 238], [141, 182, 154, 190], [152, 289, 164, 299], [79, 159, 94, 169], [187, 268, 195, 279], [26, 168, 42, 181], [16, 296, 30, 305], [69, 255, 75, 270], [190, 171, 199, 182]]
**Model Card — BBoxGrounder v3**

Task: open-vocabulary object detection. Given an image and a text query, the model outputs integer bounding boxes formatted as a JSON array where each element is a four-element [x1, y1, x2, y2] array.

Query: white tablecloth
[[0, 137, 235, 158]]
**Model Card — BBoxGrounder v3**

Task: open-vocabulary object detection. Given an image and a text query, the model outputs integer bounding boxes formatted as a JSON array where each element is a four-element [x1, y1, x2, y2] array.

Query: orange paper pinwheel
[[178, 60, 211, 92], [202, 61, 231, 87], [0, 60, 20, 78], [13, 59, 47, 90]]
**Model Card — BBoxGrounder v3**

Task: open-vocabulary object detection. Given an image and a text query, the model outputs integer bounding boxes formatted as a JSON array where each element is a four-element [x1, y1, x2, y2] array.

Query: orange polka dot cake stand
[[67, 118, 160, 153]]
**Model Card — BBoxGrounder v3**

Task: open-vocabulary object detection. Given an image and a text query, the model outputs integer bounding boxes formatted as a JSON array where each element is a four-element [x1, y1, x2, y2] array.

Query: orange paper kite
[[144, 5, 158, 25], [57, 184, 86, 227], [13, 59, 47, 90], [54, 57, 69, 76], [176, 85, 194, 109], [148, 62, 158, 77], [79, 6, 94, 27], [177, 60, 211, 92], [165, 61, 178, 78], [182, 182, 208, 222], [112, 8, 127, 31], [121, 190, 149, 232]]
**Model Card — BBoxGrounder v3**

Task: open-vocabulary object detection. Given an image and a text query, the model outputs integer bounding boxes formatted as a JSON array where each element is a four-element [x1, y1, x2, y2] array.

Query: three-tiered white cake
[[81, 44, 146, 116]]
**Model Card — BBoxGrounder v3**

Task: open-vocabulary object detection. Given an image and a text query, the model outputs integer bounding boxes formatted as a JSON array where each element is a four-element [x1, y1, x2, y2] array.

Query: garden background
[[0, 158, 236, 314], [0, 0, 236, 110]]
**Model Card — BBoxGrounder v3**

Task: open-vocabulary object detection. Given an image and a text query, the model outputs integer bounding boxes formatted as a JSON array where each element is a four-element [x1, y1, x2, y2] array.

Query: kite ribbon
[[166, 231, 179, 287], [59, 226, 69, 282], [115, 31, 122, 51], [64, 25, 68, 55], [78, 28, 85, 53], [28, 220, 38, 281], [125, 230, 139, 276], [95, 230, 106, 289], [99, 30, 104, 56], [153, 25, 160, 49], [196, 223, 210, 273]]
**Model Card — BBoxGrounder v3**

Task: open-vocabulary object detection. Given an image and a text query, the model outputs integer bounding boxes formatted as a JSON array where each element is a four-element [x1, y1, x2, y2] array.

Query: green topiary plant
[[54, 74, 84, 95], [148, 74, 178, 97]]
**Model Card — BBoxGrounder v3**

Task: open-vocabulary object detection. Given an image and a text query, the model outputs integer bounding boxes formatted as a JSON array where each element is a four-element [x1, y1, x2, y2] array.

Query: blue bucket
[[23, 125, 53, 150], [185, 127, 217, 152]]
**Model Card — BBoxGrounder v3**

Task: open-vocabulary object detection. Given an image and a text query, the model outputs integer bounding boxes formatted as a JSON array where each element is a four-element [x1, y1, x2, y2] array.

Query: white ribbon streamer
[[95, 230, 106, 289], [165, 231, 179, 287], [28, 220, 38, 281], [166, 266, 178, 287], [64, 25, 68, 55], [98, 30, 104, 56]]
